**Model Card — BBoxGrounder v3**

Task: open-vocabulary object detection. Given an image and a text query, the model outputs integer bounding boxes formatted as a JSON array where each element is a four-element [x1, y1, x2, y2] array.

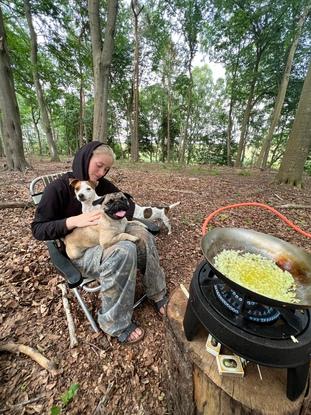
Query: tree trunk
[[0, 6, 29, 171], [167, 79, 172, 163], [0, 117, 4, 157], [235, 51, 261, 168], [31, 107, 42, 156], [226, 48, 241, 166], [235, 93, 254, 168], [276, 62, 311, 187], [88, 0, 102, 142], [130, 0, 143, 162], [24, 0, 59, 162], [180, 56, 194, 164], [125, 92, 133, 157], [88, 0, 118, 143], [166, 42, 174, 163], [268, 123, 286, 167], [79, 80, 85, 148], [226, 97, 234, 166], [256, 5, 311, 169]]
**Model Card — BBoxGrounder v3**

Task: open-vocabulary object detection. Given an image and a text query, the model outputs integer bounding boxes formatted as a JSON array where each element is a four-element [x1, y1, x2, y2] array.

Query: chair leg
[[72, 287, 100, 333], [133, 293, 147, 309]]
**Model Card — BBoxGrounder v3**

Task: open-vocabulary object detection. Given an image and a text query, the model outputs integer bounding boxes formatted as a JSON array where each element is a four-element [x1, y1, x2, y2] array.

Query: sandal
[[117, 322, 145, 344], [154, 296, 168, 316]]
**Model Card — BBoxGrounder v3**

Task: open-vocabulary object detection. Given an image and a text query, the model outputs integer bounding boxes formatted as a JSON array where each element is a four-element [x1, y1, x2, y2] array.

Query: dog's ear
[[123, 192, 134, 201], [69, 178, 79, 188], [92, 196, 105, 206]]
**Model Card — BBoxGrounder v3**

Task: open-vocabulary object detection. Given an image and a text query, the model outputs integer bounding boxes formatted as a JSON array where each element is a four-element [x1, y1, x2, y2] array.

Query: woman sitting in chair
[[31, 141, 167, 344]]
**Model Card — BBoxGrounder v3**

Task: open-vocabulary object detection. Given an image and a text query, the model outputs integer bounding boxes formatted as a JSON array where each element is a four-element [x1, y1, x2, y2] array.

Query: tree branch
[[276, 204, 311, 209], [0, 343, 58, 375], [0, 201, 34, 209], [58, 283, 78, 348]]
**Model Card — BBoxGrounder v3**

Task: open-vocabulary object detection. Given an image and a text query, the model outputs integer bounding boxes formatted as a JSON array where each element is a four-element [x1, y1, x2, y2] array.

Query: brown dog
[[64, 192, 142, 260]]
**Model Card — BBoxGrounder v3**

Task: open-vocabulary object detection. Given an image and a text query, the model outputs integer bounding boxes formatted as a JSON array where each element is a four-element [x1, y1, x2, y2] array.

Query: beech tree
[[88, 0, 118, 143], [0, 5, 29, 171], [277, 61, 311, 187], [24, 0, 59, 161], [130, 0, 143, 162], [256, 4, 311, 169]]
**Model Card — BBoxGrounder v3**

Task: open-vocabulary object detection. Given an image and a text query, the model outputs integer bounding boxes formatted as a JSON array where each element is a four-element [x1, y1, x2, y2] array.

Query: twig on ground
[[58, 283, 78, 348], [153, 188, 197, 195], [93, 381, 115, 415], [274, 194, 284, 201], [0, 343, 58, 375], [0, 201, 34, 209], [0, 395, 44, 413], [84, 341, 107, 353], [180, 284, 189, 299], [276, 204, 311, 209]]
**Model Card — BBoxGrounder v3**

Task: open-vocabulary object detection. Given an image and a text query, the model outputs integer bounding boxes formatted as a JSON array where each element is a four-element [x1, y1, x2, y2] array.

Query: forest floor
[[0, 157, 311, 415]]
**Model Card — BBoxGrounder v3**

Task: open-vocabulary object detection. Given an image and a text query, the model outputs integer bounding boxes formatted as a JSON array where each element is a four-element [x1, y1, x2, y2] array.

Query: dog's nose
[[78, 194, 85, 201]]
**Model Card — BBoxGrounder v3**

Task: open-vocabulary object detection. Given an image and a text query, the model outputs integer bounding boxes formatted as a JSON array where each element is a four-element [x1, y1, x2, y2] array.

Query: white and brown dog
[[70, 179, 180, 235], [133, 201, 180, 235], [70, 179, 101, 212], [64, 192, 142, 260]]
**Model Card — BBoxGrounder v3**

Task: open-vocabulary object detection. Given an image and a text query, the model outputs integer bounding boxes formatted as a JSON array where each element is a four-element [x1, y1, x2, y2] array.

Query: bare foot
[[158, 305, 166, 316], [127, 327, 144, 342]]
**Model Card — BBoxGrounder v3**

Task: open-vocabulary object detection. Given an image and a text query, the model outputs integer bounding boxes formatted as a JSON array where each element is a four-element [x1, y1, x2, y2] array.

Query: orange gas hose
[[202, 202, 311, 239]]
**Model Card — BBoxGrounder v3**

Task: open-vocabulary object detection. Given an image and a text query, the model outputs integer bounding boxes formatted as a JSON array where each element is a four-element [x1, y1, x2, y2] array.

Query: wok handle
[[202, 202, 311, 239]]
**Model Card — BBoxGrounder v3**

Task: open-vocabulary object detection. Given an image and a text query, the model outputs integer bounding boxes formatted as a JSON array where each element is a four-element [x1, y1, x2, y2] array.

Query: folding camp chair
[[29, 172, 147, 333]]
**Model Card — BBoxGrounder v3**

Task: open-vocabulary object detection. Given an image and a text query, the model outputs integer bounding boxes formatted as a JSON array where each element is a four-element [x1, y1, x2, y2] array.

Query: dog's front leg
[[99, 233, 139, 249], [161, 216, 172, 234]]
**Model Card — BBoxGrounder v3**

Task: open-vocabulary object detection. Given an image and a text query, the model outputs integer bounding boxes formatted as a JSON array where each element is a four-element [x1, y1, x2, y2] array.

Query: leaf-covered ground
[[0, 159, 310, 414]]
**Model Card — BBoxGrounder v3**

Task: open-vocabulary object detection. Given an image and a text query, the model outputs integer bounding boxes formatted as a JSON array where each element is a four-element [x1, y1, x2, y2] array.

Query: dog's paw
[[126, 234, 140, 243]]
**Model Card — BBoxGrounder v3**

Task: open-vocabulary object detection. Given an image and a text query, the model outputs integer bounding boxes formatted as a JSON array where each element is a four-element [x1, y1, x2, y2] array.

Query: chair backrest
[[29, 172, 66, 205]]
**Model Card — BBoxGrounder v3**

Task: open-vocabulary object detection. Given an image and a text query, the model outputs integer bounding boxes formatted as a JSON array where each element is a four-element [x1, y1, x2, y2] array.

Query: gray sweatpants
[[72, 223, 166, 337]]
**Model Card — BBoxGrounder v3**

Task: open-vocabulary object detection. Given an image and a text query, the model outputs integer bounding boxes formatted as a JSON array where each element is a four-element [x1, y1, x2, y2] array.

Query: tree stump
[[164, 287, 311, 415]]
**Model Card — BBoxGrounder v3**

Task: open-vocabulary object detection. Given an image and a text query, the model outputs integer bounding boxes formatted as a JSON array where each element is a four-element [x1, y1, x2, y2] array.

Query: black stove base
[[183, 260, 311, 401]]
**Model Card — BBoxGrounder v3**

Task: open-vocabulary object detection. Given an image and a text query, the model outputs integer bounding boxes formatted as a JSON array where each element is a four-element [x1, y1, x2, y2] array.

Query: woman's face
[[88, 153, 114, 182]]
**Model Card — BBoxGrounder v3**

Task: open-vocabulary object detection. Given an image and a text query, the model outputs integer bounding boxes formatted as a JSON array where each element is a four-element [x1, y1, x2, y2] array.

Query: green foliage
[[50, 407, 61, 415], [61, 383, 79, 406], [2, 0, 311, 174], [50, 383, 79, 414]]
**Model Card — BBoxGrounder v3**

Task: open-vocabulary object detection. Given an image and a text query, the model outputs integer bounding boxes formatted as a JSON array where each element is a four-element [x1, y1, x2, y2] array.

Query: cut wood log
[[164, 288, 311, 415], [0, 201, 34, 209], [58, 283, 78, 348], [0, 343, 58, 376]]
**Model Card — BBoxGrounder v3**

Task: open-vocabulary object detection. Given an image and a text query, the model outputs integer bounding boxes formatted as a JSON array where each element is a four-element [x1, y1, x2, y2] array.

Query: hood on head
[[72, 141, 103, 180]]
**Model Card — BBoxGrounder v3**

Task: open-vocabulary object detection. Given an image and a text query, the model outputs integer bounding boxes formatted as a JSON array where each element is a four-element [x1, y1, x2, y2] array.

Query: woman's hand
[[66, 211, 103, 230]]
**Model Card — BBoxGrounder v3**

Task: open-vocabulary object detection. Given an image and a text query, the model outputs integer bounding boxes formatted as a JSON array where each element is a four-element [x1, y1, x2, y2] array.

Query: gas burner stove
[[214, 284, 281, 323], [183, 260, 311, 401]]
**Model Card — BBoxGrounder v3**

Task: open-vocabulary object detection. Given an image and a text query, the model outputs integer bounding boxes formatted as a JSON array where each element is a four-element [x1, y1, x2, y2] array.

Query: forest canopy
[[0, 0, 310, 185]]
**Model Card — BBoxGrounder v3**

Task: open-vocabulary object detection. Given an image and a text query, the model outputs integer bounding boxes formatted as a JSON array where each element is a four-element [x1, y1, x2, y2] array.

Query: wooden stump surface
[[165, 287, 311, 415]]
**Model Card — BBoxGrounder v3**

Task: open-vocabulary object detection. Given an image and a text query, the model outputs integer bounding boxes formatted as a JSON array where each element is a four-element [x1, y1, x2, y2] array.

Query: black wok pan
[[201, 228, 311, 309]]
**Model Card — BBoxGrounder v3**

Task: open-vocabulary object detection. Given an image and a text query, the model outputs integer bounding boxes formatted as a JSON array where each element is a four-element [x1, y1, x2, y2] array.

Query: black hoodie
[[31, 141, 134, 241]]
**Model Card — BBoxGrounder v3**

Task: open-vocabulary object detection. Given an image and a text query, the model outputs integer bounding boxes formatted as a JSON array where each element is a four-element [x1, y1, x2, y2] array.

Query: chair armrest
[[46, 240, 83, 288], [135, 218, 160, 235]]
